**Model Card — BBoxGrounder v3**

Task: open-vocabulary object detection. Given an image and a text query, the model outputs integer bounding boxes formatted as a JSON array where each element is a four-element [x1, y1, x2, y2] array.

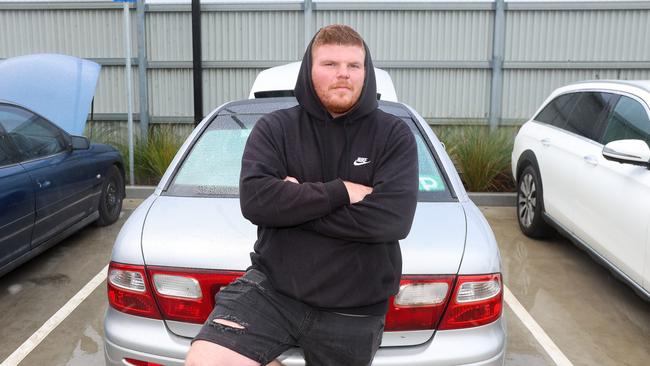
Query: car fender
[[458, 201, 502, 275], [515, 150, 540, 184], [110, 194, 157, 265]]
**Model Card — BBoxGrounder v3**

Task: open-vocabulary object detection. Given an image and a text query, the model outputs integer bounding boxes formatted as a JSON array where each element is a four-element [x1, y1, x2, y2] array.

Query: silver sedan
[[103, 97, 505, 366]]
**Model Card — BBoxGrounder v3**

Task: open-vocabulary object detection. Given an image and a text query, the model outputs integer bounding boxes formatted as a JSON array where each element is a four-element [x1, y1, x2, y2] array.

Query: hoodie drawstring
[[342, 116, 351, 178]]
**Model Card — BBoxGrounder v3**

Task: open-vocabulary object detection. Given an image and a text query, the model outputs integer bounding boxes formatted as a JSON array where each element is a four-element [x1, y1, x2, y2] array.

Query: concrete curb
[[126, 186, 156, 199], [126, 186, 517, 207], [468, 192, 516, 207]]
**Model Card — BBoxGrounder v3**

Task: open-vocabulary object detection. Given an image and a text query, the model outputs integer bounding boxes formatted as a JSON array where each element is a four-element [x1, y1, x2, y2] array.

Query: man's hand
[[284, 177, 371, 204], [343, 181, 373, 204]]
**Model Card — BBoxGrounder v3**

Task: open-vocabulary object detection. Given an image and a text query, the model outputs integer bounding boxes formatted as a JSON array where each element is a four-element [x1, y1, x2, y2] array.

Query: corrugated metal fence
[[1, 0, 649, 132]]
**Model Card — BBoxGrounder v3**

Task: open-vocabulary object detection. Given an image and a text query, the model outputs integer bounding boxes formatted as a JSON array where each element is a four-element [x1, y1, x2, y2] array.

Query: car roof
[[530, 79, 650, 121], [220, 96, 411, 119], [554, 80, 650, 96], [248, 62, 399, 102]]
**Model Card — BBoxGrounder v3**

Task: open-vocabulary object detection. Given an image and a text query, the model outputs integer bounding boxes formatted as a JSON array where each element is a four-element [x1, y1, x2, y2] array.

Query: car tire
[[95, 165, 124, 227], [517, 165, 552, 238]]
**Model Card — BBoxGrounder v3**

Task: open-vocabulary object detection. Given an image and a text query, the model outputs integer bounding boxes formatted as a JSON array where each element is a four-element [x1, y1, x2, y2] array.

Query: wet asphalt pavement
[[0, 202, 648, 366]]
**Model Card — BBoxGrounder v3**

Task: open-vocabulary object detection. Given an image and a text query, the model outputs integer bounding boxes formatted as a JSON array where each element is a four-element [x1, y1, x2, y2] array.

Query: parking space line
[[0, 265, 108, 366], [504, 285, 574, 366]]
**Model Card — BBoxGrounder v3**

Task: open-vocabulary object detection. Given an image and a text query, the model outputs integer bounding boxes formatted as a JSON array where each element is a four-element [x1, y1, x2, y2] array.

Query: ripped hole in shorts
[[211, 315, 248, 333]]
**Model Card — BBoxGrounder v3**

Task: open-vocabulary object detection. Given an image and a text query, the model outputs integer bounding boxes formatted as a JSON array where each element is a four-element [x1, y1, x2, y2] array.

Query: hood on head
[[0, 54, 100, 136], [294, 32, 378, 121]]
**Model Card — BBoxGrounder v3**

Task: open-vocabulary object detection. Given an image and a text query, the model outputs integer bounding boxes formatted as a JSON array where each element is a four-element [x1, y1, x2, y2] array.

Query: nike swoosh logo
[[353, 160, 371, 166]]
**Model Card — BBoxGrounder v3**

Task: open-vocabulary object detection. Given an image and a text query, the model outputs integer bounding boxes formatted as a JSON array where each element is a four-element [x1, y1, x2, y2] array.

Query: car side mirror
[[602, 139, 650, 167], [71, 135, 90, 150]]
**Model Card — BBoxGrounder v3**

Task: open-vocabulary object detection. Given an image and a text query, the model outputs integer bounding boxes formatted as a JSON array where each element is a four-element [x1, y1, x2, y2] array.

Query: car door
[[580, 94, 650, 288], [552, 92, 616, 238], [0, 104, 96, 248], [532, 93, 580, 223], [0, 128, 35, 267], [532, 92, 613, 231]]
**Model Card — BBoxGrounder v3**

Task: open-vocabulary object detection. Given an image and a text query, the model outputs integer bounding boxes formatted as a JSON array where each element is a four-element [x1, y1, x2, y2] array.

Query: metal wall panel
[[94, 66, 141, 114], [505, 10, 650, 62], [501, 69, 620, 120], [2, 2, 649, 125], [620, 69, 650, 80], [146, 11, 193, 61], [202, 68, 262, 114], [314, 10, 493, 61], [202, 11, 303, 61], [0, 9, 135, 58], [388, 68, 491, 120], [146, 11, 304, 62], [148, 69, 193, 116]]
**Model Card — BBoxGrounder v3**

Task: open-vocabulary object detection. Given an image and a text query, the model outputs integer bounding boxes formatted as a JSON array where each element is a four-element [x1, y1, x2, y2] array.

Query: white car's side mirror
[[602, 139, 650, 167]]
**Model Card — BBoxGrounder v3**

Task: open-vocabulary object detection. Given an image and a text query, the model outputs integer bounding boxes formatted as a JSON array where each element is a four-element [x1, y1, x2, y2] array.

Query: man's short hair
[[312, 24, 364, 50]]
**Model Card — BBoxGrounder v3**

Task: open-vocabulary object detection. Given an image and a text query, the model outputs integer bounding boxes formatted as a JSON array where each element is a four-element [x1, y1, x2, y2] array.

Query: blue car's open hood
[[0, 54, 100, 136]]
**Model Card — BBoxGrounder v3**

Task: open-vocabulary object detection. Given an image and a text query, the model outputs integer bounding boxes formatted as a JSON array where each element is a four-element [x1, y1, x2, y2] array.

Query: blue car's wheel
[[96, 165, 124, 226]]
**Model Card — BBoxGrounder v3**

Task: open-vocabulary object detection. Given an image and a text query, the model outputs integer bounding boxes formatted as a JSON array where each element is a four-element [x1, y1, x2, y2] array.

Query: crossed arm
[[240, 117, 418, 242]]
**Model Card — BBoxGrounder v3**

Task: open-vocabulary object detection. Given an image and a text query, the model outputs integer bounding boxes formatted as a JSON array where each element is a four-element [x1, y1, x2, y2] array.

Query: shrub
[[434, 126, 516, 192], [134, 126, 185, 185], [89, 123, 187, 185]]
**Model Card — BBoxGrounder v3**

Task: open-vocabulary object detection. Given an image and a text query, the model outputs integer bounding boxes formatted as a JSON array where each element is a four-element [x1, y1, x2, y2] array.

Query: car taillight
[[384, 275, 455, 331], [107, 262, 161, 319], [108, 264, 502, 331], [124, 358, 164, 366], [146, 267, 244, 324], [438, 273, 502, 330]]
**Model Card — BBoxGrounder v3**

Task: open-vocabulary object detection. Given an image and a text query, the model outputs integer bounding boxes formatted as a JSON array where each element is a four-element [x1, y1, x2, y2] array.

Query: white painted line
[[504, 285, 574, 366], [0, 265, 109, 366]]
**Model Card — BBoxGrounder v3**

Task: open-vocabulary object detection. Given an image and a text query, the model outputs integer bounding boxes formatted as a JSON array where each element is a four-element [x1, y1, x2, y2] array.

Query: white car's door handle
[[584, 155, 598, 166], [541, 138, 551, 147]]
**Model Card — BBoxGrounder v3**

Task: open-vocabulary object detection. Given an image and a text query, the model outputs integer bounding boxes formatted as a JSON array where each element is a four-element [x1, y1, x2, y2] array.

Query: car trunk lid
[[141, 197, 467, 346]]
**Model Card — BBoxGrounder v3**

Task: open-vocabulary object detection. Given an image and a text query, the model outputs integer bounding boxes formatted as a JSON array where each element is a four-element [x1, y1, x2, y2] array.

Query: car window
[[564, 92, 614, 140], [601, 96, 650, 146], [0, 104, 67, 161], [535, 93, 579, 128], [166, 111, 449, 201], [408, 122, 447, 194], [0, 135, 14, 167]]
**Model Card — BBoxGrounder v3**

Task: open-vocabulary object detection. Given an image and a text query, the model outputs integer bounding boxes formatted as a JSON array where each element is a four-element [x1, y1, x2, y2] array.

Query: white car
[[512, 80, 650, 300]]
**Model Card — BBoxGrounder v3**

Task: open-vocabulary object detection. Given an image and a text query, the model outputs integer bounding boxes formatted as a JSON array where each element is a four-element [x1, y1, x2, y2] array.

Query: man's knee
[[185, 340, 260, 366]]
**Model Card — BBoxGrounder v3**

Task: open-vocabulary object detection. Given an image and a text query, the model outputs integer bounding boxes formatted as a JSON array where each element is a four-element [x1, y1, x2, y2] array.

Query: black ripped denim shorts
[[193, 269, 385, 366]]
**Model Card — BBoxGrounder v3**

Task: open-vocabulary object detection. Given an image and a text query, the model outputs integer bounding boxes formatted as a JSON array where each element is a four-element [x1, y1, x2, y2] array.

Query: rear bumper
[[104, 307, 506, 366]]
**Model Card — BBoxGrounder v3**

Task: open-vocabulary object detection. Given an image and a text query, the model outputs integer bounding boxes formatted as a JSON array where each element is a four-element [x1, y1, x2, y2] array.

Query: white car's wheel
[[517, 165, 552, 238]]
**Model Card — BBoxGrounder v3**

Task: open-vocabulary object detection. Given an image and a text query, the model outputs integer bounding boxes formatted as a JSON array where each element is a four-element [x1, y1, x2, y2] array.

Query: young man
[[186, 24, 418, 366]]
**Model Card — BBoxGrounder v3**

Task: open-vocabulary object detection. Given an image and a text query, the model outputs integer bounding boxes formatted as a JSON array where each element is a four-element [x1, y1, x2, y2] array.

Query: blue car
[[0, 54, 125, 277]]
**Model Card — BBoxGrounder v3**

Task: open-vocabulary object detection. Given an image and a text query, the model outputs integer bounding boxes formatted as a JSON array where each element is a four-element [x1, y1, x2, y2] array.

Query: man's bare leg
[[185, 340, 259, 366]]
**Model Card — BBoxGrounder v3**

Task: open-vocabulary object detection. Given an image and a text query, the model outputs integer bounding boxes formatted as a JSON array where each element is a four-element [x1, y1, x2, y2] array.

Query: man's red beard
[[318, 84, 361, 114]]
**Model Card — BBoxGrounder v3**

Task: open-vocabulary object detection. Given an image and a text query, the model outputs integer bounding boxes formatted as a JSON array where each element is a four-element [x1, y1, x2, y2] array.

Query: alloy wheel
[[518, 173, 536, 228]]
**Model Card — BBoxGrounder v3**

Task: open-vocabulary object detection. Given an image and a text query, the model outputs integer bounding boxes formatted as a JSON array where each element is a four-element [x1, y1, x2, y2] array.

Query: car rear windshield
[[166, 99, 452, 201]]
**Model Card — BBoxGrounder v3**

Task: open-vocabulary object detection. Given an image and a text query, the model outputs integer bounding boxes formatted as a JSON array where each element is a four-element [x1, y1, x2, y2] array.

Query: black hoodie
[[239, 38, 418, 315]]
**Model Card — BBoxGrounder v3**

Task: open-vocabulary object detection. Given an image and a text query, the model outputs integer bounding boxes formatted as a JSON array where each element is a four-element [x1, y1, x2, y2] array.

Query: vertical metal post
[[304, 0, 313, 49], [123, 2, 135, 185], [191, 0, 203, 126], [137, 0, 149, 142], [488, 0, 506, 131]]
